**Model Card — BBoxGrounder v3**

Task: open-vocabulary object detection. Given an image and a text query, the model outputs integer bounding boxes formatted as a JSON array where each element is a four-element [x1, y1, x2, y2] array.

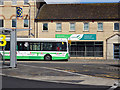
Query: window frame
[[70, 23, 75, 31], [56, 23, 62, 31], [83, 23, 89, 31], [43, 23, 48, 31], [0, 0, 4, 5], [98, 23, 103, 31], [0, 19, 4, 27], [24, 19, 29, 28], [24, 0, 29, 5], [12, 0, 17, 5], [114, 23, 119, 31], [12, 19, 16, 28]]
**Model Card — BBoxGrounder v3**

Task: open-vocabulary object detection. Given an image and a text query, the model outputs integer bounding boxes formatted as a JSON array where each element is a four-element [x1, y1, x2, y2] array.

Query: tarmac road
[[1, 59, 119, 89], [2, 75, 110, 90], [18, 61, 119, 79]]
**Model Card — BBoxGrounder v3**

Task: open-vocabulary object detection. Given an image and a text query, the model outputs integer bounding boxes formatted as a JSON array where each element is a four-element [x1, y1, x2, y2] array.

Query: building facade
[[0, 0, 37, 38], [0, 1, 120, 60], [35, 3, 120, 60]]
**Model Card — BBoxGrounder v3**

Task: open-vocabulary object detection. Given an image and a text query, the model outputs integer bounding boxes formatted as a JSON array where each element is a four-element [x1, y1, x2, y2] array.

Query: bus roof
[[5, 38, 68, 42]]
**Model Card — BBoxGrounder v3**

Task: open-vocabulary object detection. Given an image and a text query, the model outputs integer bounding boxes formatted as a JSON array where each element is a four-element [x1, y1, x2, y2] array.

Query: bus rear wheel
[[44, 54, 52, 61]]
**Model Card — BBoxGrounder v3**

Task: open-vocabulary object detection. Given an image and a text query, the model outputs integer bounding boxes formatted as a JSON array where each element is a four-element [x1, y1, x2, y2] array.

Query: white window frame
[[23, 19, 29, 28], [83, 23, 89, 31], [114, 23, 119, 31], [70, 23, 75, 31], [56, 23, 62, 31], [98, 23, 103, 31]]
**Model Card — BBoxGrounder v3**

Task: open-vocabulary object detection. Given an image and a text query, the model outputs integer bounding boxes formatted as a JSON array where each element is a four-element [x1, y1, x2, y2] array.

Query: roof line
[[46, 3, 119, 5], [35, 18, 120, 22], [35, 4, 46, 19], [106, 34, 120, 41]]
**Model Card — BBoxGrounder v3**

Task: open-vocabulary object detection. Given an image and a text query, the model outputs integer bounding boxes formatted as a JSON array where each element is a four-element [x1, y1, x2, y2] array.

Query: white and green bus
[[0, 38, 69, 61]]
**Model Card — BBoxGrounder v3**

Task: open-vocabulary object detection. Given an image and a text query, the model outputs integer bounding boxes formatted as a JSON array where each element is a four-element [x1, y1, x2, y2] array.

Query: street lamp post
[[26, 3, 31, 38]]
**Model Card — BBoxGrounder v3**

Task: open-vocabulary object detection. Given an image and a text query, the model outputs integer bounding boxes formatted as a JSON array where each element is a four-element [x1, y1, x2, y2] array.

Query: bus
[[0, 38, 69, 61]]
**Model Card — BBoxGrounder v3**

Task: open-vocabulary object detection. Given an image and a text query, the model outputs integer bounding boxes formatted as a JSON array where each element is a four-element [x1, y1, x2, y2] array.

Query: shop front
[[56, 34, 104, 59]]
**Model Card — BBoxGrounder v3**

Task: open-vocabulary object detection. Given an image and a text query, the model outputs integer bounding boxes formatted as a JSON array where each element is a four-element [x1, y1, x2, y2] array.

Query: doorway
[[114, 44, 120, 60]]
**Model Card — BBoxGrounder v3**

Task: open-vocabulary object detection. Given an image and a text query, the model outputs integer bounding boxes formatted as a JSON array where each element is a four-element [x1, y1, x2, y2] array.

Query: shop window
[[0, 19, 4, 27], [56, 23, 62, 31], [114, 23, 119, 31], [69, 41, 103, 57], [86, 42, 94, 57], [43, 23, 48, 31]]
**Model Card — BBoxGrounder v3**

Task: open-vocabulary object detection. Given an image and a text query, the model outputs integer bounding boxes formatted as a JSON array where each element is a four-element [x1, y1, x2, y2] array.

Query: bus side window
[[41, 43, 44, 51], [5, 41, 10, 51], [30, 43, 33, 51], [17, 42, 24, 51], [16, 45, 18, 51]]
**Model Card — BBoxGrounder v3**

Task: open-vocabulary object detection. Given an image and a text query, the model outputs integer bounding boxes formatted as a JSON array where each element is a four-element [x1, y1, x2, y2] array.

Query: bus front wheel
[[44, 54, 52, 61]]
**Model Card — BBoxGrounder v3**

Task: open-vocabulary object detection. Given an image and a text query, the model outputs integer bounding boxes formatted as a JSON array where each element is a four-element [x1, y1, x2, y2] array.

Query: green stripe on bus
[[3, 52, 9, 54], [3, 53, 69, 60]]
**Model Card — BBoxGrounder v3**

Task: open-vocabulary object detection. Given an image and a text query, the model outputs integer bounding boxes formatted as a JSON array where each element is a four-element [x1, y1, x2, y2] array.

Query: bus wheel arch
[[44, 54, 52, 61]]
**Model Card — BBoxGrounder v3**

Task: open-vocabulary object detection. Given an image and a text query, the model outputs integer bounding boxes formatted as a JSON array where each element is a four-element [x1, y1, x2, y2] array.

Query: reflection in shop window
[[69, 42, 103, 57]]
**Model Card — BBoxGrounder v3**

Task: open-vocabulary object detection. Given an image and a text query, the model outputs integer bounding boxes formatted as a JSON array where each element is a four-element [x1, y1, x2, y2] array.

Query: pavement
[[0, 59, 120, 88]]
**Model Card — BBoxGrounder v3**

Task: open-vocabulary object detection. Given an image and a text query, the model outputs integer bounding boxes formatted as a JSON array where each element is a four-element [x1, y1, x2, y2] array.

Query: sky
[[44, 0, 120, 4]]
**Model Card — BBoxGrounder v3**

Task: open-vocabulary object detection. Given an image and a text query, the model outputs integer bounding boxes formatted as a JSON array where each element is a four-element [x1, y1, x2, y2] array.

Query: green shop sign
[[55, 34, 96, 40], [55, 34, 72, 39]]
